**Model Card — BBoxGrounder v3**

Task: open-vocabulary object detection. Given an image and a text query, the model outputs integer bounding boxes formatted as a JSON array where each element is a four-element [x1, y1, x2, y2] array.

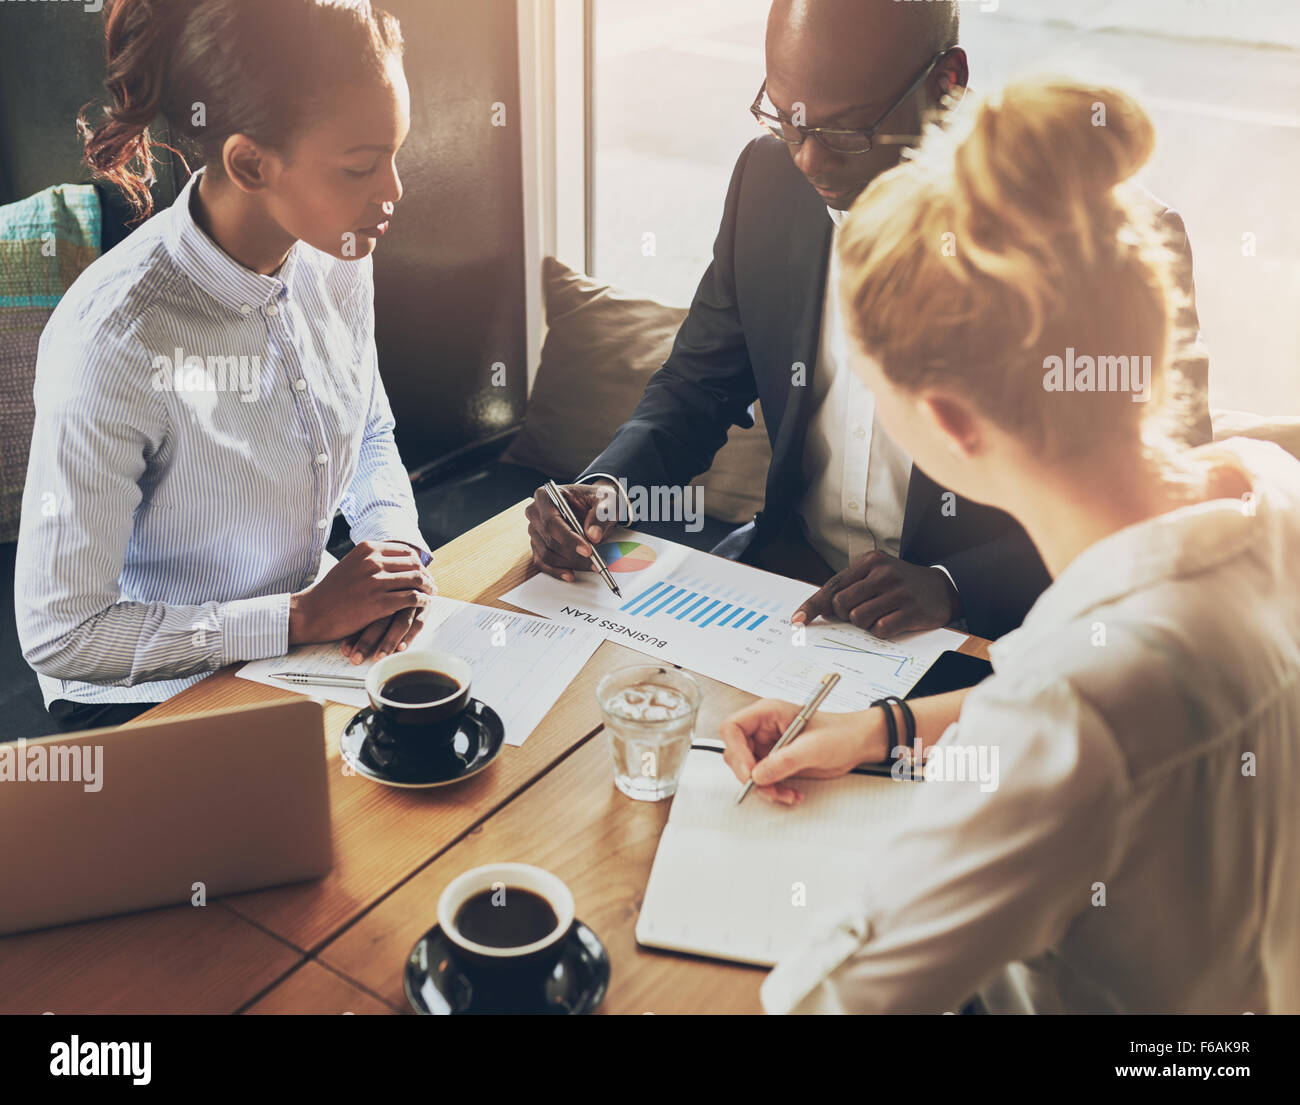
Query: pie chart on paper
[[596, 540, 658, 573]]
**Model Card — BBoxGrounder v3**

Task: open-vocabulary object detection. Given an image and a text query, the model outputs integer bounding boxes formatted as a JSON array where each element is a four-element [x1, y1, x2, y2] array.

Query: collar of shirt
[[827, 205, 847, 227], [163, 166, 302, 315], [992, 438, 1283, 669]]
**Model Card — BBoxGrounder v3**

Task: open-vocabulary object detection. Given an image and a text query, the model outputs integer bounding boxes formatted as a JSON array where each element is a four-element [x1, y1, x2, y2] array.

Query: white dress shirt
[[797, 207, 912, 571], [762, 437, 1300, 1014], [15, 167, 430, 707]]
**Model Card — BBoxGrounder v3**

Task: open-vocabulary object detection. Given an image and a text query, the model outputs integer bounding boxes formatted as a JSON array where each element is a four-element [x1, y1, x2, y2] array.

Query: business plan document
[[501, 528, 965, 711]]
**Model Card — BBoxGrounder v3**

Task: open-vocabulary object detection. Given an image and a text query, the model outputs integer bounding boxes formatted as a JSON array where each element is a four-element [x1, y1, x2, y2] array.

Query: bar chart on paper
[[617, 576, 782, 633]]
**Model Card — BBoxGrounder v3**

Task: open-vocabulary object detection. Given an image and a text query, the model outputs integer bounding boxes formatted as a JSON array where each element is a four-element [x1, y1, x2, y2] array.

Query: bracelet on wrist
[[871, 695, 918, 778]]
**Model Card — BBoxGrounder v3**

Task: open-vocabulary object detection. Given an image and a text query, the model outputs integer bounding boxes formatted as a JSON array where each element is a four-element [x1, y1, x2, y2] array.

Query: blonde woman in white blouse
[[719, 74, 1300, 1015]]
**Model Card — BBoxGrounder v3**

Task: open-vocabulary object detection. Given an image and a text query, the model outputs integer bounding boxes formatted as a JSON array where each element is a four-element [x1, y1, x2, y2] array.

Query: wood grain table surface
[[2, 501, 990, 1014]]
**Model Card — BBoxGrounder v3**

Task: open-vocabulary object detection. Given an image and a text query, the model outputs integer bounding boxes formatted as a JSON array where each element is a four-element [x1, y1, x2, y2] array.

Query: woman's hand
[[340, 601, 430, 664], [288, 540, 435, 647], [718, 698, 887, 806]]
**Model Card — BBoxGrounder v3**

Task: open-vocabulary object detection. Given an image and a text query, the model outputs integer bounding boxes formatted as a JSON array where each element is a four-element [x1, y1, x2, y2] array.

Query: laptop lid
[[0, 698, 333, 936]]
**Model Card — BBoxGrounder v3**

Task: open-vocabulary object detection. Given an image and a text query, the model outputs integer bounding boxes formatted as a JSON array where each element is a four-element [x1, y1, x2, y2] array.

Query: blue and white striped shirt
[[15, 167, 431, 709]]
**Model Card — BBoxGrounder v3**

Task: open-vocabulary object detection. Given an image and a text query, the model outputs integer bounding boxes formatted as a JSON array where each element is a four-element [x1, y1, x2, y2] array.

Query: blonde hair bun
[[837, 73, 1181, 458], [955, 76, 1155, 237]]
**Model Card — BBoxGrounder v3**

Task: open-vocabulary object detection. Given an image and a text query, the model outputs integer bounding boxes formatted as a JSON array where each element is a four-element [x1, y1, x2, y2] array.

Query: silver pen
[[544, 479, 622, 598], [271, 671, 368, 688], [736, 672, 841, 805]]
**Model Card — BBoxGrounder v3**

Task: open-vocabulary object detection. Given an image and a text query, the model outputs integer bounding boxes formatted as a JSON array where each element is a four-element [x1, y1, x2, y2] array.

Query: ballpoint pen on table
[[271, 672, 368, 688], [544, 478, 622, 599], [735, 671, 841, 805]]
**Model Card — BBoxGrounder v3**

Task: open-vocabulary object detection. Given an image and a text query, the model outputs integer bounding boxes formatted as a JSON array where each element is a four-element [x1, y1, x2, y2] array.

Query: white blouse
[[762, 436, 1300, 1014]]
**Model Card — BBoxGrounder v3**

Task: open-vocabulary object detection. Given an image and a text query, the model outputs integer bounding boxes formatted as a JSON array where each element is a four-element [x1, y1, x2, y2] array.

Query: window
[[592, 0, 765, 308], [589, 0, 1300, 413]]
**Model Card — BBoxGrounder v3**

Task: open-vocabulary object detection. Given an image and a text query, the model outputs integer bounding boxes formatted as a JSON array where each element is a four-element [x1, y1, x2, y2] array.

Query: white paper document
[[236, 597, 602, 746], [637, 746, 919, 966], [500, 529, 966, 711]]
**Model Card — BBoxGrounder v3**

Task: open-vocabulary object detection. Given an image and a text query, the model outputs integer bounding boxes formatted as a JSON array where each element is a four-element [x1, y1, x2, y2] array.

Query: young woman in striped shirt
[[17, 0, 434, 732]]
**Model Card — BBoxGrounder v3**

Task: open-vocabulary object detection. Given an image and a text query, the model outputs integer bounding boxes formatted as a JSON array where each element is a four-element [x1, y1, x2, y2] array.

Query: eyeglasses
[[750, 49, 954, 155]]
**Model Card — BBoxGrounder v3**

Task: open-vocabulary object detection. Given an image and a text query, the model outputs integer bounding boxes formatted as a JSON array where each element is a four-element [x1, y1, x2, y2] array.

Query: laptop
[[0, 698, 334, 936]]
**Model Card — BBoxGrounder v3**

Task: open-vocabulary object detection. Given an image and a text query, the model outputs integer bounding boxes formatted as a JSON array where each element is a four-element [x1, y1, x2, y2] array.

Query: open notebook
[[636, 743, 920, 967]]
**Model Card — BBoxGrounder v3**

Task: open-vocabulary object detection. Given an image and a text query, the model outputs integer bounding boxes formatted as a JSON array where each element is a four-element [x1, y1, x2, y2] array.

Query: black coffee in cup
[[367, 651, 474, 736], [381, 669, 462, 704], [454, 887, 559, 949], [436, 864, 576, 1003]]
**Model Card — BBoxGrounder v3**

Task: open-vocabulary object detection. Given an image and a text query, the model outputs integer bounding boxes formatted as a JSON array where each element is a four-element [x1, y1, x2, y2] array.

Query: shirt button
[[848, 499, 861, 512], [317, 518, 329, 529], [266, 303, 280, 317], [240, 304, 252, 315], [853, 425, 867, 440], [315, 453, 328, 466], [294, 378, 307, 391]]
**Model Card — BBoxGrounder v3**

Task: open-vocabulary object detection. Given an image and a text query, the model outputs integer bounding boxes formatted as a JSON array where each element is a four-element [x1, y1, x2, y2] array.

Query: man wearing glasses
[[526, 0, 1209, 641]]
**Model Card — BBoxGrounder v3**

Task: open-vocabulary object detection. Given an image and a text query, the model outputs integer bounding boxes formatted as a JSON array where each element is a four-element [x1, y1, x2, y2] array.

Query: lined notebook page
[[637, 747, 919, 967]]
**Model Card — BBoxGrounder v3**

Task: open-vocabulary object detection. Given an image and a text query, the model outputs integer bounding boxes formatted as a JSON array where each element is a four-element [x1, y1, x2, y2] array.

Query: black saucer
[[404, 921, 610, 1015], [340, 700, 504, 788]]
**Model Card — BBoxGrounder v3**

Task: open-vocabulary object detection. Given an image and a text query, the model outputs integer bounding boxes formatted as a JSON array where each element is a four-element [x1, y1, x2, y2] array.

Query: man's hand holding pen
[[526, 478, 626, 583]]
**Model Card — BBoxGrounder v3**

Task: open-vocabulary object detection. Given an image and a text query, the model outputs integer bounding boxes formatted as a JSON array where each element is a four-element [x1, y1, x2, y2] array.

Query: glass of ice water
[[596, 665, 702, 801]]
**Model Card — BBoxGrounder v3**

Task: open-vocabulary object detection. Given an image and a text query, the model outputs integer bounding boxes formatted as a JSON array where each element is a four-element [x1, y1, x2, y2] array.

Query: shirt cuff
[[352, 511, 433, 567], [760, 912, 873, 1015], [576, 472, 633, 525], [219, 592, 292, 667], [396, 542, 433, 568], [930, 563, 968, 631]]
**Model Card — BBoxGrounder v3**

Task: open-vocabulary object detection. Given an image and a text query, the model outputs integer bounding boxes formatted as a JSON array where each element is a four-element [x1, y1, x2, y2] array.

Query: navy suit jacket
[[581, 136, 1211, 639]]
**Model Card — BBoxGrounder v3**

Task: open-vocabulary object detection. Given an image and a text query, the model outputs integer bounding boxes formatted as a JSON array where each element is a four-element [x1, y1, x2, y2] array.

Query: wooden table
[[2, 502, 990, 1014]]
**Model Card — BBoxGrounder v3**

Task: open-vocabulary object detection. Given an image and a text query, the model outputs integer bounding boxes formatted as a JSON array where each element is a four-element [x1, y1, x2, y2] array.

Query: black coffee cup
[[437, 863, 575, 991], [366, 649, 472, 745]]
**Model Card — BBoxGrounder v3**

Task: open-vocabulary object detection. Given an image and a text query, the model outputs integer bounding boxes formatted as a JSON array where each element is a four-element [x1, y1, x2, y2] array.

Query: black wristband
[[873, 696, 918, 777], [889, 696, 916, 749], [871, 697, 898, 765], [892, 697, 917, 779]]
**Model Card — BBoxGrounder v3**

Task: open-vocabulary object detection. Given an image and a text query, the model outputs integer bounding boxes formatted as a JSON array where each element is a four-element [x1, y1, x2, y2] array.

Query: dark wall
[[0, 0, 525, 472], [0, 3, 180, 227], [0, 4, 112, 200], [376, 0, 527, 471]]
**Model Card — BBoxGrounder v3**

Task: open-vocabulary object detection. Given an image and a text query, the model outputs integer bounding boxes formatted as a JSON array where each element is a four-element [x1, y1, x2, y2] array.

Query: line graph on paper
[[759, 631, 945, 712], [813, 635, 911, 678]]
